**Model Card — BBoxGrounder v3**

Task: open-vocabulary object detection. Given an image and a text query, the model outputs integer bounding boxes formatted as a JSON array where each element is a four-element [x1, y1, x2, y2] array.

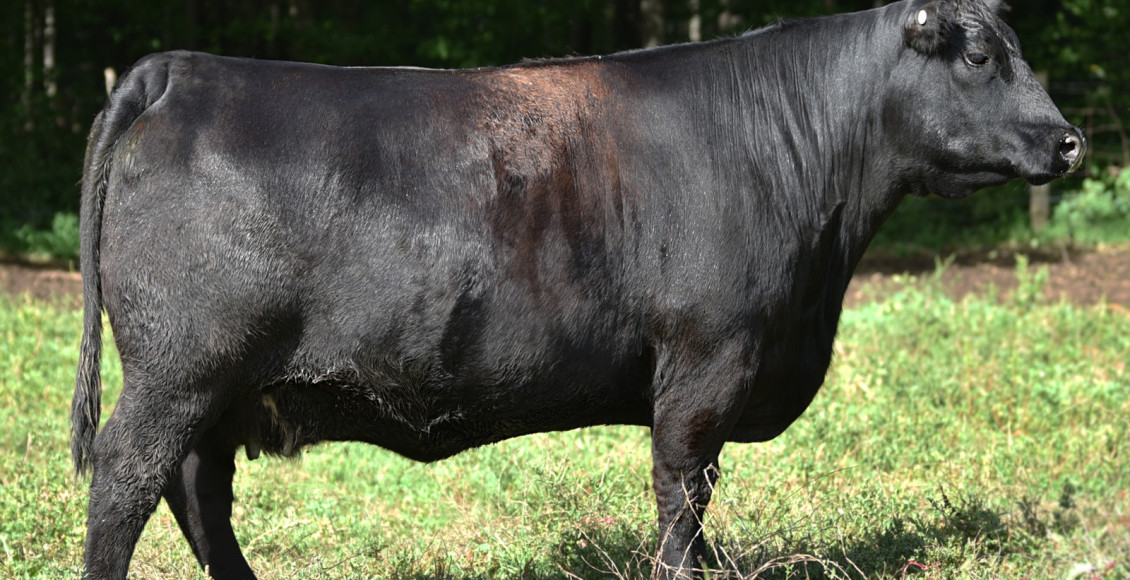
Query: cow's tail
[[72, 54, 172, 477]]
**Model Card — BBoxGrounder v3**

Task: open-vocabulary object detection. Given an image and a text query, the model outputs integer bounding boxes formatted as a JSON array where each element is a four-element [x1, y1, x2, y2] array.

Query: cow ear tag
[[905, 5, 943, 54]]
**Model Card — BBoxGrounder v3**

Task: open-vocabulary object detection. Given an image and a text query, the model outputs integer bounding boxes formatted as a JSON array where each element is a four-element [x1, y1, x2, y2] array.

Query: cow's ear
[[904, 1, 950, 56]]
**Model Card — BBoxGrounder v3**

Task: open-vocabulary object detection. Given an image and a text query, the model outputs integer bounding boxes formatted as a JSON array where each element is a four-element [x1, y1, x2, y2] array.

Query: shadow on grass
[[382, 486, 1079, 579], [725, 488, 1076, 580]]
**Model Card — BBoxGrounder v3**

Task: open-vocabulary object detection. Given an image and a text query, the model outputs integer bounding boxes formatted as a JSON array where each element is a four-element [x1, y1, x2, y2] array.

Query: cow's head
[[886, 0, 1084, 198]]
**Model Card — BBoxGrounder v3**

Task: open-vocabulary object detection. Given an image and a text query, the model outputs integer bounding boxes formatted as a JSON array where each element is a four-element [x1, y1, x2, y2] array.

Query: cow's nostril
[[1058, 131, 1086, 173], [1059, 134, 1080, 161]]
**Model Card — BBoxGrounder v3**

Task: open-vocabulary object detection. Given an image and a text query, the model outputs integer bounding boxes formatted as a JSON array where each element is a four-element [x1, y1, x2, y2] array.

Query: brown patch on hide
[[475, 61, 627, 290]]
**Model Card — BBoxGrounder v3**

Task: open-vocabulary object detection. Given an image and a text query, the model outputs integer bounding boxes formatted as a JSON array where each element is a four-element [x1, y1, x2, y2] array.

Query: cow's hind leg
[[81, 371, 222, 580], [164, 430, 255, 579]]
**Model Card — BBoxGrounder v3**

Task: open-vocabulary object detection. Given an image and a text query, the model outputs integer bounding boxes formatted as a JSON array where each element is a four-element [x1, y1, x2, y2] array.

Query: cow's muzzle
[[1027, 127, 1087, 186]]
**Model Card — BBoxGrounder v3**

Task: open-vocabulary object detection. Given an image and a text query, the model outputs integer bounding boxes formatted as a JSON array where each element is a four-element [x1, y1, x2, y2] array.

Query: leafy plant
[[1012, 253, 1049, 309], [1044, 170, 1130, 245], [0, 211, 79, 263]]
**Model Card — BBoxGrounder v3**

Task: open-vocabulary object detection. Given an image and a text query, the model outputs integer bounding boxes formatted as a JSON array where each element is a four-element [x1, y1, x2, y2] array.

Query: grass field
[[1, 270, 1127, 579]]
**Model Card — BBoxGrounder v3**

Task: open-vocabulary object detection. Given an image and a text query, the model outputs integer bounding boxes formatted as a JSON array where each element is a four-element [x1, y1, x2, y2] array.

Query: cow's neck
[[725, 8, 907, 301]]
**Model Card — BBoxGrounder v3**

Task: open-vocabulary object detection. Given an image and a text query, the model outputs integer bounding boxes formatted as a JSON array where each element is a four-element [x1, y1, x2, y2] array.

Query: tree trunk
[[716, 0, 743, 35], [641, 0, 664, 48], [184, 0, 198, 50], [22, 0, 34, 130], [43, 0, 54, 99], [612, 0, 640, 51], [687, 0, 701, 43]]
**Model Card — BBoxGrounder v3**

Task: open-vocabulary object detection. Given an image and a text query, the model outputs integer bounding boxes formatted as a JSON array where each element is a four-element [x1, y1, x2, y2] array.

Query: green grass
[[1, 272, 1127, 579]]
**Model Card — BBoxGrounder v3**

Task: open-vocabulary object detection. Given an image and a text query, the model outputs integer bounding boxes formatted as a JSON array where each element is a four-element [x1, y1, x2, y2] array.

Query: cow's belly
[[227, 344, 654, 462], [221, 275, 654, 462]]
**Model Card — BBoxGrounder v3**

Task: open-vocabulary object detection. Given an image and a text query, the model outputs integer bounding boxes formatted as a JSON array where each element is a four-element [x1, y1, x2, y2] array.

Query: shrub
[[1044, 169, 1130, 244], [0, 211, 80, 263]]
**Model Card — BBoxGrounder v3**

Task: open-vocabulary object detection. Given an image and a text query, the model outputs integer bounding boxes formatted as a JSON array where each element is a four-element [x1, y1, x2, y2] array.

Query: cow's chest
[[730, 299, 843, 443]]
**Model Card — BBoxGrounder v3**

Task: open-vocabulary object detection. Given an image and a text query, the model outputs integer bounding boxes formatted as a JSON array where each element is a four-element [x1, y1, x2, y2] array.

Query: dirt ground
[[844, 245, 1130, 308], [4, 245, 1130, 309], [0, 262, 83, 306]]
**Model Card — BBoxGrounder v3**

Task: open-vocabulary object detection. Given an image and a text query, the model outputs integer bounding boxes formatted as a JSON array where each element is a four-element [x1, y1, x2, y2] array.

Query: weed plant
[[0, 267, 1126, 578], [1044, 169, 1130, 245]]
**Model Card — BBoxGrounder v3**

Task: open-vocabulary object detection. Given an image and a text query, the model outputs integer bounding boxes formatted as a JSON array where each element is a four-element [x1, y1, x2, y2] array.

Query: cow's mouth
[[1026, 172, 1063, 186]]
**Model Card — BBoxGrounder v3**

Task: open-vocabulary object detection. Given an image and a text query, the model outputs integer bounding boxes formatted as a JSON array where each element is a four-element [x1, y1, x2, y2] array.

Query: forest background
[[3, 0, 1129, 261]]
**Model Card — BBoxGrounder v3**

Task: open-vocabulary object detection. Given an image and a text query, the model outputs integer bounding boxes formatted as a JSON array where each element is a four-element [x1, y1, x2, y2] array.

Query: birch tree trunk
[[688, 0, 701, 43], [43, 0, 55, 99], [641, 0, 663, 48], [23, 0, 34, 128]]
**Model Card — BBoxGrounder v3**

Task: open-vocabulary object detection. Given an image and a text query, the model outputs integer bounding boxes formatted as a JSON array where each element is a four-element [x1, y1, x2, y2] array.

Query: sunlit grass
[[1, 269, 1127, 578]]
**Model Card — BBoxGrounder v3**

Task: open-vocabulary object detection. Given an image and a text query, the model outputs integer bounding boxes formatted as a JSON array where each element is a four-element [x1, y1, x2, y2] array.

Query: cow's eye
[[963, 52, 991, 67]]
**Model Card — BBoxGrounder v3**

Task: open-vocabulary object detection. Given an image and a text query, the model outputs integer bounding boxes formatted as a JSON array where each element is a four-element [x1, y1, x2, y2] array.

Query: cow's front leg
[[649, 338, 754, 580], [651, 438, 720, 579]]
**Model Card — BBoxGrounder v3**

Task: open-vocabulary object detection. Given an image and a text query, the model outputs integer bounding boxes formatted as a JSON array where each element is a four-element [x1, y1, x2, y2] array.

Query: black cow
[[72, 0, 1084, 578]]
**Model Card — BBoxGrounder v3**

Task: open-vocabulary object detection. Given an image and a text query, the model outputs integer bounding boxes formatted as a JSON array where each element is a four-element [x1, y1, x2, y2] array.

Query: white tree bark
[[688, 0, 701, 43], [23, 0, 34, 129], [43, 0, 55, 99], [23, 1, 33, 99], [641, 0, 664, 48], [104, 67, 117, 97]]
